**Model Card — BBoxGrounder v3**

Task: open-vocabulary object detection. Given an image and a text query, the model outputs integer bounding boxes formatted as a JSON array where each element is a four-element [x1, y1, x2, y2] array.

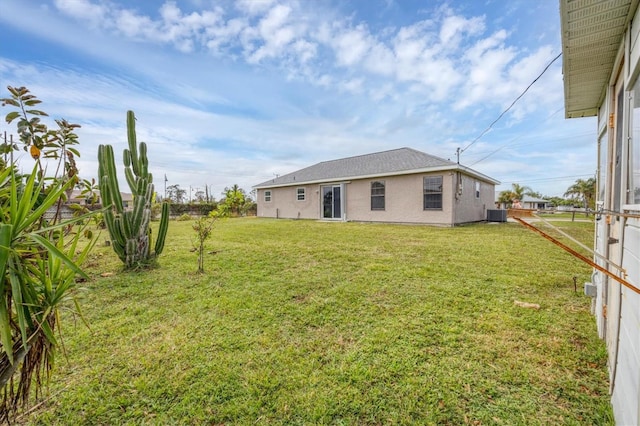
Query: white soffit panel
[[561, 0, 637, 118]]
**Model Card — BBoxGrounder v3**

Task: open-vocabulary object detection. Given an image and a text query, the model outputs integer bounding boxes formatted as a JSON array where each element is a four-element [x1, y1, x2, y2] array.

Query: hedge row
[[168, 203, 218, 216]]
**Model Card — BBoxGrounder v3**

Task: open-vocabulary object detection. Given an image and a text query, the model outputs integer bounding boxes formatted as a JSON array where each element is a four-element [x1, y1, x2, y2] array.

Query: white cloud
[[53, 0, 107, 27], [1, 0, 593, 197], [205, 17, 247, 54], [333, 24, 373, 67], [439, 14, 484, 46], [114, 9, 158, 40], [340, 77, 364, 94], [246, 4, 298, 63], [363, 43, 395, 76], [235, 0, 277, 16], [292, 39, 317, 63]]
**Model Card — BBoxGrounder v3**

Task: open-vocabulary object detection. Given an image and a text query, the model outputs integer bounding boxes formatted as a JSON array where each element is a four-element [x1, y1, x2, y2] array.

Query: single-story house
[[494, 192, 551, 210], [561, 1, 640, 424], [253, 147, 500, 226], [521, 196, 551, 210]]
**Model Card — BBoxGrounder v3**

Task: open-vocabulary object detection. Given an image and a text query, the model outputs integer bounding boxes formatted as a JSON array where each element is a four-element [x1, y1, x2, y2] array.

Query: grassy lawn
[[22, 218, 611, 425]]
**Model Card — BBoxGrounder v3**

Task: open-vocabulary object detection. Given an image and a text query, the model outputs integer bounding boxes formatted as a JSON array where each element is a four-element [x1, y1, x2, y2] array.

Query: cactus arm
[[99, 175, 113, 208], [126, 111, 140, 176], [154, 202, 169, 256], [123, 149, 136, 195], [131, 196, 146, 237], [111, 215, 126, 247], [125, 169, 137, 196], [103, 145, 124, 213], [123, 211, 134, 240], [139, 142, 148, 177], [104, 211, 126, 262]]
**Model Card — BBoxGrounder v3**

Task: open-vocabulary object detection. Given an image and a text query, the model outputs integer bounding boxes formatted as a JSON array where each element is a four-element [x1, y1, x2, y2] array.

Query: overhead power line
[[468, 107, 565, 166], [500, 173, 593, 185], [458, 52, 563, 159]]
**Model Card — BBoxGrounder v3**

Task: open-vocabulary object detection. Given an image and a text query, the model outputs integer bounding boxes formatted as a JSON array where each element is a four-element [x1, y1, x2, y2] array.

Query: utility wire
[[468, 106, 564, 166], [501, 173, 592, 184], [459, 52, 563, 156]]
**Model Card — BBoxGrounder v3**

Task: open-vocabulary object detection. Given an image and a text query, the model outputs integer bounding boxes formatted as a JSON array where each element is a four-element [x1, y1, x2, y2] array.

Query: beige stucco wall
[[257, 172, 494, 225], [256, 185, 320, 219], [451, 174, 492, 224], [344, 173, 454, 225]]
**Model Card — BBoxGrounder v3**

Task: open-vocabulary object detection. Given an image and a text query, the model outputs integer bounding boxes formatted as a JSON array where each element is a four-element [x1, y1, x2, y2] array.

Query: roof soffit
[[561, 0, 639, 118]]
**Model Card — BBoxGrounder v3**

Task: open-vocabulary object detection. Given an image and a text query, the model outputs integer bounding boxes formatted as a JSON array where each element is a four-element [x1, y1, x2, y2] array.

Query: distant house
[[44, 190, 134, 220], [521, 196, 550, 210], [561, 1, 640, 424], [67, 189, 133, 209], [253, 148, 500, 226], [494, 191, 550, 210]]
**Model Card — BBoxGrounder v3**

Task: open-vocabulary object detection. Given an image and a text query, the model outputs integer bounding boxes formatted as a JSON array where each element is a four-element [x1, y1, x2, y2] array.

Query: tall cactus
[[98, 111, 169, 269]]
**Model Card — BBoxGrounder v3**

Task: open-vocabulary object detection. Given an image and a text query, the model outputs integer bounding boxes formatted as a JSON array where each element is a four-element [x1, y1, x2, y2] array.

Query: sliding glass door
[[322, 185, 342, 219]]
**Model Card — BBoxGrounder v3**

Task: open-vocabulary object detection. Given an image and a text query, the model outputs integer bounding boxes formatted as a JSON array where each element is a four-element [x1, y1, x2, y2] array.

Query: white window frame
[[296, 187, 306, 201], [628, 77, 640, 207], [371, 181, 385, 210], [423, 175, 443, 210]]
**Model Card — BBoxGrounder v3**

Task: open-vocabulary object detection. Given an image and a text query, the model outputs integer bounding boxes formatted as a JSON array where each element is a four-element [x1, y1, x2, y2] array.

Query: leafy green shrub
[[178, 213, 192, 221], [92, 212, 106, 229], [169, 203, 216, 216]]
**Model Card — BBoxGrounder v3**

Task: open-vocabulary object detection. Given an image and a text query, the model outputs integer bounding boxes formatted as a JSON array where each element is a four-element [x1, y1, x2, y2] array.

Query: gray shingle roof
[[255, 147, 497, 188]]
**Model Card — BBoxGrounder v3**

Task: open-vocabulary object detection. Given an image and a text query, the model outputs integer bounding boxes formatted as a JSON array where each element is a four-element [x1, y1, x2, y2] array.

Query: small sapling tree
[[191, 209, 228, 273]]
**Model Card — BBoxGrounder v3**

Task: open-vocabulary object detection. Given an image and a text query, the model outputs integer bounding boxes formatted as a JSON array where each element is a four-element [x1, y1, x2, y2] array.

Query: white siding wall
[[611, 218, 640, 426], [593, 219, 607, 339], [594, 6, 640, 424]]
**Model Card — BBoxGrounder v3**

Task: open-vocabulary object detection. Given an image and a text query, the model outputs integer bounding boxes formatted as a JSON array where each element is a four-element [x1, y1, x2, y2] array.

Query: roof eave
[[253, 165, 500, 189], [561, 0, 639, 118]]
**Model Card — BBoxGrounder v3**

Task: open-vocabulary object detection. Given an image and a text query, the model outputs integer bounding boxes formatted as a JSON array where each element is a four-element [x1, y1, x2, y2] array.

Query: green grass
[[21, 218, 612, 425]]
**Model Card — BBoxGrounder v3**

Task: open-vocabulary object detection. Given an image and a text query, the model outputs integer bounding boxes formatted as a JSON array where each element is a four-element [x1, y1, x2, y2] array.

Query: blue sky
[[0, 0, 596, 199]]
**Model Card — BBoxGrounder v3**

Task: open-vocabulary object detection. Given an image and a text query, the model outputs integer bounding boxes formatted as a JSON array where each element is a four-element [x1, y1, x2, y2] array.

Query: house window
[[297, 187, 305, 201], [264, 190, 272, 202], [598, 131, 607, 204], [631, 81, 640, 204], [424, 176, 443, 210], [371, 181, 385, 210], [475, 181, 480, 199]]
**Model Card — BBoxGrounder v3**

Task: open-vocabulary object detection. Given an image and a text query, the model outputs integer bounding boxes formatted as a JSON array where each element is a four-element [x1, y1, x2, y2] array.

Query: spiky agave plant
[[0, 165, 97, 422], [0, 86, 99, 422], [98, 111, 169, 269]]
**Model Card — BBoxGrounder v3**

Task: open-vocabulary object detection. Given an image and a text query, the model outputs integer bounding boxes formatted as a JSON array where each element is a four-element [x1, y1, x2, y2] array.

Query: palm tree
[[510, 183, 533, 202], [564, 178, 596, 210], [498, 183, 533, 208], [498, 190, 514, 208]]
